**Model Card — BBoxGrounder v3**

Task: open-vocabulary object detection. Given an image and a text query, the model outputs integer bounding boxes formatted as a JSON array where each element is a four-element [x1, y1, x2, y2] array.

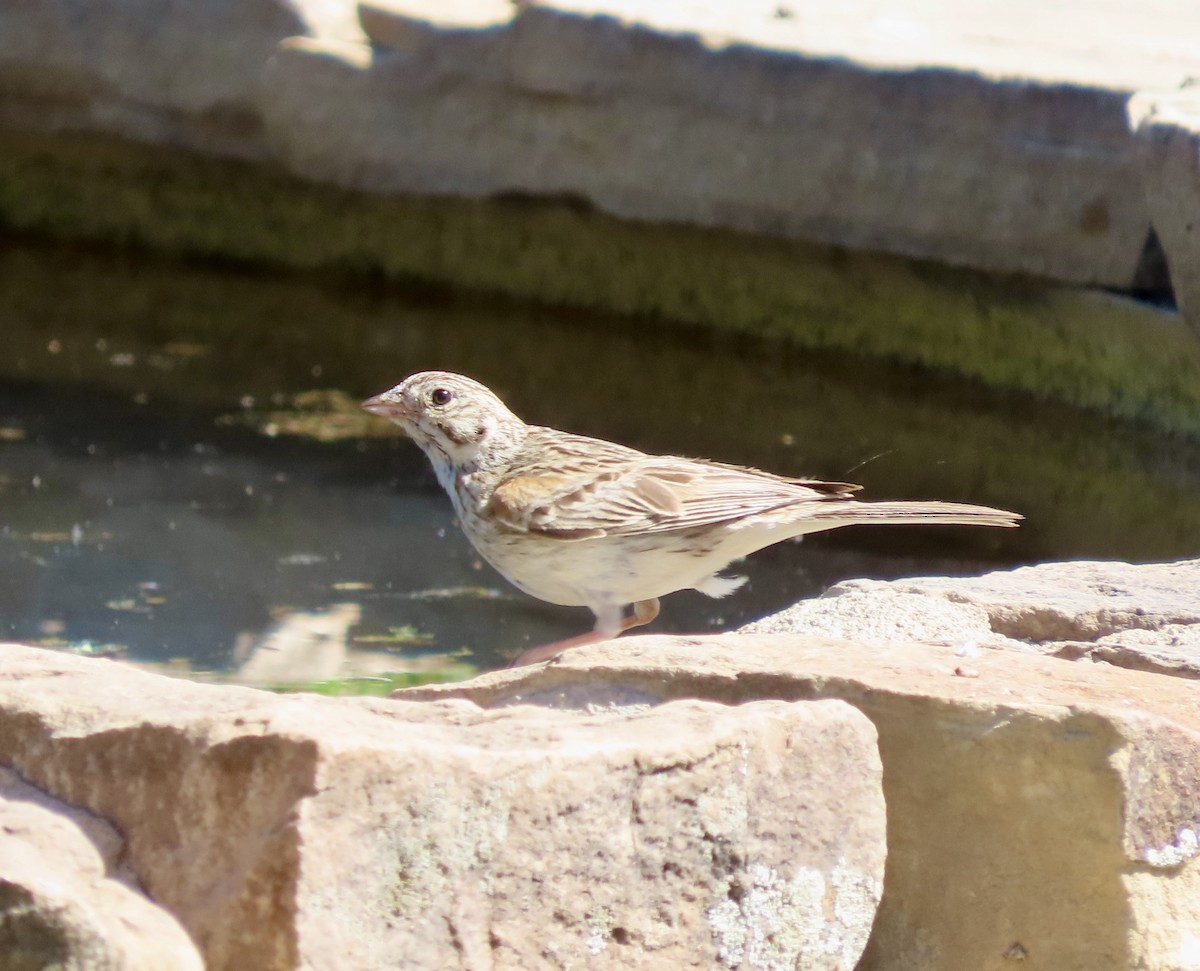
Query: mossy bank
[[2, 128, 1200, 438]]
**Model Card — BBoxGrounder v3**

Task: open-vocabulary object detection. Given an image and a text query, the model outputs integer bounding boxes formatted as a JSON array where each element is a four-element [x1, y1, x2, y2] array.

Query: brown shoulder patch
[[487, 473, 609, 539], [489, 473, 572, 514]]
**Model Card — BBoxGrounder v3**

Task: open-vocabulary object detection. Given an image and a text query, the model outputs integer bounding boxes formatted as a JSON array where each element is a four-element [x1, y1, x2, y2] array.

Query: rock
[[403, 631, 1200, 971], [1082, 622, 1200, 678], [743, 558, 1200, 679], [2, 0, 1200, 302], [0, 767, 204, 971], [261, 1, 1160, 287], [0, 0, 360, 156], [739, 580, 1034, 653], [0, 645, 885, 971], [1129, 84, 1200, 339], [0, 0, 1195, 289]]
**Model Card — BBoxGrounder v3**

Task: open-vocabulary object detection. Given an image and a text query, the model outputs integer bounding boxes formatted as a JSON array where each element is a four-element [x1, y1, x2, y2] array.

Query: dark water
[[2, 239, 1199, 686]]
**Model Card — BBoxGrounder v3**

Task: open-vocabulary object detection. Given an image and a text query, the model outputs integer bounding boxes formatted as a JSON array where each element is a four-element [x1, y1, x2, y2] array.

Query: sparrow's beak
[[361, 393, 410, 421]]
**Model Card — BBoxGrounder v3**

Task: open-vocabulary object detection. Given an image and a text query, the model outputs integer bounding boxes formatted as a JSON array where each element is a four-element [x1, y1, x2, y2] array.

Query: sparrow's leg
[[507, 598, 661, 667]]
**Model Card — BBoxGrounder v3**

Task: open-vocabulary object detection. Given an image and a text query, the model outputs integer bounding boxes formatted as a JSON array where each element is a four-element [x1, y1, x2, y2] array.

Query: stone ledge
[[401, 632, 1200, 971], [264, 1, 1153, 288], [0, 645, 884, 971], [5, 0, 1192, 289]]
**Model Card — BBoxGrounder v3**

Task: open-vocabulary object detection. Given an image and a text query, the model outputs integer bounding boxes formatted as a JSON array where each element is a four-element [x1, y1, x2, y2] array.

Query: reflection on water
[[1, 238, 1199, 684], [227, 604, 472, 691]]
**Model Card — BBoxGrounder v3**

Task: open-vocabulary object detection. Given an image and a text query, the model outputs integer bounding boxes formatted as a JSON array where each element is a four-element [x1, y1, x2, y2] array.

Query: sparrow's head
[[362, 371, 523, 468]]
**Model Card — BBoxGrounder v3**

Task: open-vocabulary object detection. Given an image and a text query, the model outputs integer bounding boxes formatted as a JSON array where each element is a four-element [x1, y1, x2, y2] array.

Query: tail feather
[[811, 500, 1022, 529]]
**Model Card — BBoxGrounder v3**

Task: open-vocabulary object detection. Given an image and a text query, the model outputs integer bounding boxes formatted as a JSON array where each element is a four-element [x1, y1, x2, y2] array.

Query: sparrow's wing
[[486, 430, 858, 539]]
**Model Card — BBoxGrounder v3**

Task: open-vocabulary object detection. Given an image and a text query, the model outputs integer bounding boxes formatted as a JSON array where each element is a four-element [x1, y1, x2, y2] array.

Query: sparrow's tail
[[813, 500, 1022, 529]]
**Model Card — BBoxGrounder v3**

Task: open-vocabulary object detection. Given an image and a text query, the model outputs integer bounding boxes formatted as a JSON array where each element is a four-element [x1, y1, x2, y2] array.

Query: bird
[[363, 371, 1021, 666]]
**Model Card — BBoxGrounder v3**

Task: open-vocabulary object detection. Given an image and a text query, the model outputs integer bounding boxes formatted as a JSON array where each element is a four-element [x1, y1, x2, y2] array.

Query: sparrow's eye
[[430, 388, 453, 406]]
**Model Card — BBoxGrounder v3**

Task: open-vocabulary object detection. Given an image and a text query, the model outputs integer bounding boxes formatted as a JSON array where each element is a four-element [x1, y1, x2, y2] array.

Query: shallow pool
[[2, 239, 1198, 686]]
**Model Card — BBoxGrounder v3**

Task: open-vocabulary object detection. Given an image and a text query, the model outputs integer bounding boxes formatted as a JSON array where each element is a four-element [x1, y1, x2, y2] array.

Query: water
[[2, 238, 1199, 686]]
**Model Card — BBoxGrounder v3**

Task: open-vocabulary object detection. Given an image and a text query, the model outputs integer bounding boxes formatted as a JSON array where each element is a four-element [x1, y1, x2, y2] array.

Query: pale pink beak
[[361, 393, 410, 420]]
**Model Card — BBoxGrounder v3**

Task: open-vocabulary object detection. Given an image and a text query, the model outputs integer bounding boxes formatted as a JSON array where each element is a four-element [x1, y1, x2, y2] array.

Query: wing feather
[[485, 429, 858, 539]]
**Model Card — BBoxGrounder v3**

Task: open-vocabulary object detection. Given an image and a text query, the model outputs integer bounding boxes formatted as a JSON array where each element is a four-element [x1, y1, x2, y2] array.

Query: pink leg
[[507, 599, 661, 667]]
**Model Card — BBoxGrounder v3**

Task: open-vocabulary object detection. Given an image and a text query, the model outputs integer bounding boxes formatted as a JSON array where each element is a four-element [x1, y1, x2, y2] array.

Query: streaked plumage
[[363, 371, 1021, 665]]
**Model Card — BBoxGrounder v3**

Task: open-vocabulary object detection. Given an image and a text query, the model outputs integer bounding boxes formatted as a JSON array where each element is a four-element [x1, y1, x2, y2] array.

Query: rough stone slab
[[743, 558, 1200, 679], [262, 0, 1156, 287], [882, 558, 1200, 641], [1130, 85, 1200, 339], [740, 580, 1034, 652], [402, 633, 1200, 971], [0, 767, 204, 971], [0, 645, 885, 971]]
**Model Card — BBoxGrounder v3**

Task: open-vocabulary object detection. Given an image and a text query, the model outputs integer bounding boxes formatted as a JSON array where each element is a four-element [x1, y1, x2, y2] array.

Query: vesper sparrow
[[363, 371, 1021, 665]]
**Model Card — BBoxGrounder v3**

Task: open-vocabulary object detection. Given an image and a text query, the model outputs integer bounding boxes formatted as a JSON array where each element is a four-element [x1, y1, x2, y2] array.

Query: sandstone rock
[[403, 632, 1200, 971], [1129, 85, 1200, 339], [0, 767, 203, 971], [0, 645, 885, 971], [261, 1, 1156, 287], [743, 558, 1200, 679]]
